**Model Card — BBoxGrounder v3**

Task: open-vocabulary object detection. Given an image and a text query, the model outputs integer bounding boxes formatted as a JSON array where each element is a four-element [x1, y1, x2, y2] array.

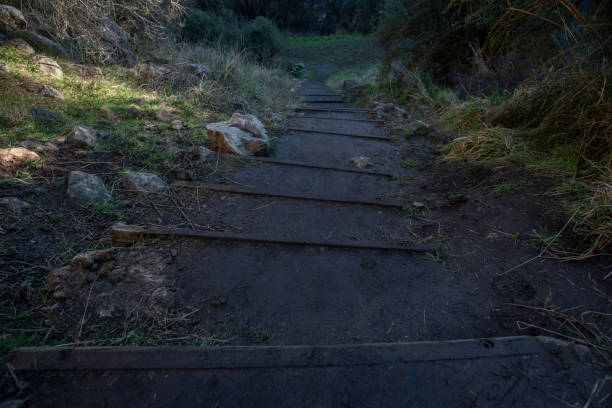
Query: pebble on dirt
[[124, 172, 168, 194], [66, 124, 99, 149], [207, 113, 270, 156], [350, 156, 371, 169], [65, 171, 110, 203], [171, 120, 184, 130]]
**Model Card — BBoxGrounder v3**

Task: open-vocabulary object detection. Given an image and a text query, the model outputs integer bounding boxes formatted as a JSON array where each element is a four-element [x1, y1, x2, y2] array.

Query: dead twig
[[168, 192, 195, 230]]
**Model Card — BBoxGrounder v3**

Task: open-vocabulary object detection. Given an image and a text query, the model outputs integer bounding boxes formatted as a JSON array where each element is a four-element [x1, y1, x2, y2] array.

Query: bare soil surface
[[1, 61, 610, 406]]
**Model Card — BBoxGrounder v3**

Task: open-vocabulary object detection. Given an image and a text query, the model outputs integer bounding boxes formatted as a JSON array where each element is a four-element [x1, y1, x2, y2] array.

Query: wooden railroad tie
[[289, 115, 385, 124], [172, 181, 405, 208], [285, 127, 391, 141], [111, 224, 435, 253], [295, 107, 375, 114], [304, 99, 346, 104], [240, 156, 395, 178]]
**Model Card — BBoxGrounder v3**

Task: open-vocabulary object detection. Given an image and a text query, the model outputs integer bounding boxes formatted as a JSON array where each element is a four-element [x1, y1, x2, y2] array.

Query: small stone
[[8, 38, 34, 55], [0, 147, 40, 166], [0, 60, 9, 74], [85, 273, 97, 282], [19, 140, 59, 154], [412, 202, 426, 208], [66, 125, 98, 149], [33, 55, 63, 79], [66, 171, 110, 203], [124, 172, 168, 194], [350, 156, 371, 169], [170, 120, 183, 130], [23, 82, 64, 100], [0, 197, 30, 212], [29, 107, 64, 123], [170, 249, 178, 257], [187, 146, 214, 162]]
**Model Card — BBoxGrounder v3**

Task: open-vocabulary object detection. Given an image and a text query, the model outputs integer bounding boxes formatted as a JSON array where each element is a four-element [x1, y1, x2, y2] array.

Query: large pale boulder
[[34, 55, 63, 79], [66, 125, 98, 149], [66, 171, 110, 203], [207, 113, 270, 157], [124, 172, 168, 194], [0, 147, 39, 167]]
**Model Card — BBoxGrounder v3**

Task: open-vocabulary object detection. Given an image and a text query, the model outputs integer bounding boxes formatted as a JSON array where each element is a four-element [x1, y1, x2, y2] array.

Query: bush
[[243, 17, 282, 61], [182, 8, 241, 45]]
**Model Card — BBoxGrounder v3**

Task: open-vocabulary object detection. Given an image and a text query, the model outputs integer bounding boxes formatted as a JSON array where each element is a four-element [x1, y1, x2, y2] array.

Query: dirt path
[[3, 62, 610, 407]]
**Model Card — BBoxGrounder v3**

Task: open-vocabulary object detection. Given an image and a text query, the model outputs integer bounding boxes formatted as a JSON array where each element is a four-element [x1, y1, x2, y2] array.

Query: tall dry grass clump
[[19, 0, 186, 63]]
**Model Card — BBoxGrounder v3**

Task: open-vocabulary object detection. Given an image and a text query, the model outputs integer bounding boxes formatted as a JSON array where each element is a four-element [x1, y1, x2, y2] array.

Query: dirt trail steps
[[4, 63, 608, 407]]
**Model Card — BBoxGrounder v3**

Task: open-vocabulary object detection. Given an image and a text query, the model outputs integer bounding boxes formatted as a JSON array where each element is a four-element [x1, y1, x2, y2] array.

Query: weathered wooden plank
[[289, 115, 385, 124], [172, 181, 404, 208], [240, 156, 394, 178], [111, 224, 434, 252], [285, 127, 391, 141]]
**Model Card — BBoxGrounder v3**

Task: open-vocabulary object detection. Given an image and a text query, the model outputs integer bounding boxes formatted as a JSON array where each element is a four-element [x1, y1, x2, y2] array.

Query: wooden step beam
[[285, 127, 391, 141], [172, 181, 404, 209], [296, 107, 375, 114], [289, 115, 385, 124], [304, 100, 346, 104], [111, 224, 434, 253], [241, 156, 394, 178]]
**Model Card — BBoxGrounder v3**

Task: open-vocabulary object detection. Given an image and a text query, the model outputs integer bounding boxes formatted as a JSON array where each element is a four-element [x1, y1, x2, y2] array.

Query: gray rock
[[66, 171, 110, 203], [187, 146, 215, 162], [29, 107, 64, 123], [87, 6, 136, 66], [34, 54, 63, 79], [8, 31, 69, 58], [8, 38, 34, 55], [207, 113, 270, 156], [0, 60, 8, 74], [124, 172, 168, 194], [0, 5, 26, 31], [0, 197, 30, 212], [170, 120, 183, 130], [23, 82, 64, 100], [66, 125, 98, 149], [19, 140, 59, 154]]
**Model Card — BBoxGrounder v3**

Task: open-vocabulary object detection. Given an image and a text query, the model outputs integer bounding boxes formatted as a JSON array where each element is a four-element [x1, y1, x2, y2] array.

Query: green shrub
[[243, 17, 282, 62], [182, 8, 241, 45]]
